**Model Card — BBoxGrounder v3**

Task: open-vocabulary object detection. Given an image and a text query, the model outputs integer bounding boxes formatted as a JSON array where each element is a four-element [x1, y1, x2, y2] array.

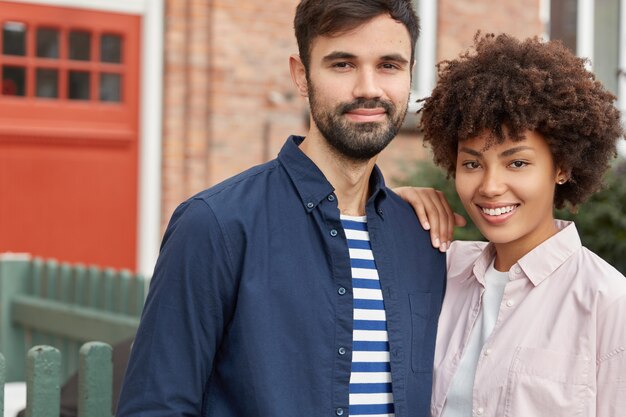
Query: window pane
[[68, 71, 90, 100], [2, 22, 27, 56], [100, 34, 122, 63], [69, 31, 91, 61], [37, 28, 59, 58], [100, 73, 121, 102], [593, 0, 619, 95], [2, 66, 26, 96], [550, 0, 577, 53], [36, 68, 58, 98]]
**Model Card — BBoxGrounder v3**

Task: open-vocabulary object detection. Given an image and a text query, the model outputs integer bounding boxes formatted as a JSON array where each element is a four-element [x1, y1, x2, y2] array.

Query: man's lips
[[344, 108, 387, 122]]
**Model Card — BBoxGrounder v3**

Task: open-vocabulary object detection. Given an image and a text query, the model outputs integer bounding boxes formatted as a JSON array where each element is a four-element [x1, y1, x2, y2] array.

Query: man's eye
[[381, 63, 398, 70], [333, 62, 351, 68]]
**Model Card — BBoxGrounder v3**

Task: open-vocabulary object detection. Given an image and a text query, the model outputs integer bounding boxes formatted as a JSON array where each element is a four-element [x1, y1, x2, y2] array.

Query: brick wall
[[438, 0, 543, 61], [161, 0, 543, 231]]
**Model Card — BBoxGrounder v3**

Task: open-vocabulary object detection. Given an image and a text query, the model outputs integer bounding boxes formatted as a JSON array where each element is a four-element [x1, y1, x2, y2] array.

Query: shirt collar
[[277, 135, 388, 213], [465, 220, 582, 286]]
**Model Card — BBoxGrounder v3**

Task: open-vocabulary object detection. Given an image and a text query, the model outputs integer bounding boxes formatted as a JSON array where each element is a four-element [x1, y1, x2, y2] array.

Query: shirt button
[[337, 287, 346, 295], [338, 347, 346, 355], [336, 408, 345, 416], [514, 266, 522, 274], [506, 299, 515, 307], [306, 202, 314, 209], [330, 229, 338, 237], [476, 407, 484, 415], [327, 195, 335, 201], [484, 349, 492, 356]]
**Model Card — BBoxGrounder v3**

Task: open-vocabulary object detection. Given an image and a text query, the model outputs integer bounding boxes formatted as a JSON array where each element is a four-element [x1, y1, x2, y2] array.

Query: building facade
[[1, 0, 624, 275]]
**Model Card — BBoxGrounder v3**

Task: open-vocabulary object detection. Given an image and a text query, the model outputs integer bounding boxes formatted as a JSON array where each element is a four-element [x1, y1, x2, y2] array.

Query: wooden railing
[[0, 342, 113, 417], [0, 253, 146, 383]]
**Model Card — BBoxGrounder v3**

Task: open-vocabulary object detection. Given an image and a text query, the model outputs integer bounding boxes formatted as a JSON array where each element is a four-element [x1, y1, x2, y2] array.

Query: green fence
[[0, 342, 113, 417], [0, 253, 146, 383]]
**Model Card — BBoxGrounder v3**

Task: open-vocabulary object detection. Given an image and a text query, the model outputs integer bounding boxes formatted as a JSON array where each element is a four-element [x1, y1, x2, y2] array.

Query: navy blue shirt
[[117, 136, 446, 417]]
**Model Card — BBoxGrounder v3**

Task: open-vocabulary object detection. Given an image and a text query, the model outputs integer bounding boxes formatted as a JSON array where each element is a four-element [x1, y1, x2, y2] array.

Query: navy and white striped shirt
[[342, 215, 395, 417]]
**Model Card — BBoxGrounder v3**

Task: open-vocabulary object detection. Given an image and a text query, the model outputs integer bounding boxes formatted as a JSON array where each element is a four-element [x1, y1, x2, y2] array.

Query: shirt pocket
[[409, 292, 436, 373], [504, 346, 592, 417]]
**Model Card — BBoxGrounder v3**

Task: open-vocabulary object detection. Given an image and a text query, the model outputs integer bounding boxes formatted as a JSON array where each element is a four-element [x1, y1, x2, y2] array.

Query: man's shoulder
[[193, 159, 281, 205], [382, 187, 425, 224], [166, 159, 283, 232]]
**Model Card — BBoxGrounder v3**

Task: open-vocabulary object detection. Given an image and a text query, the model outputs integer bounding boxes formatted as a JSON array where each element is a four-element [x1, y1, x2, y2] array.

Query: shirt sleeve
[[596, 293, 626, 417], [116, 198, 237, 417]]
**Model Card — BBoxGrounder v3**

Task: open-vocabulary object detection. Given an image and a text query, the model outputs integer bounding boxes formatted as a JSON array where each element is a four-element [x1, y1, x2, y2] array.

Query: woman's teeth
[[481, 205, 517, 216]]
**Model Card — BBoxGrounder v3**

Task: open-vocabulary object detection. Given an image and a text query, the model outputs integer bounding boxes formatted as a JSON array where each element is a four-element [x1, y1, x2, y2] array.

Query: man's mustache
[[339, 98, 394, 114]]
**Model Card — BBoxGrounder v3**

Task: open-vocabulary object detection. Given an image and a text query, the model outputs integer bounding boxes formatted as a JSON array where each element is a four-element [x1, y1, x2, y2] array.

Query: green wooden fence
[[0, 253, 146, 383], [0, 342, 114, 417]]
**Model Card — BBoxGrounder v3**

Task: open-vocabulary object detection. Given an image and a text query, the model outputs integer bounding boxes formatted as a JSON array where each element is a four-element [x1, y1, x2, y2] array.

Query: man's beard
[[308, 85, 408, 162]]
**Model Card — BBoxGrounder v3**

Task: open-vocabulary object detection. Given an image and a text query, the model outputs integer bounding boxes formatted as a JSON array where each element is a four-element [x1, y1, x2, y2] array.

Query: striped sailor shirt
[[342, 215, 395, 417]]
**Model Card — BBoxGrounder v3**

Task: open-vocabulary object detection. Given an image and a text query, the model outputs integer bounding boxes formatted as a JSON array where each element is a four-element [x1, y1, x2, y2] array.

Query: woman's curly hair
[[419, 33, 624, 208]]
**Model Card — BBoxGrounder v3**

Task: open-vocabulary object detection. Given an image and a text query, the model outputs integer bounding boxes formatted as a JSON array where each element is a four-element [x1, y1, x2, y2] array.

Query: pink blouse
[[432, 221, 626, 417]]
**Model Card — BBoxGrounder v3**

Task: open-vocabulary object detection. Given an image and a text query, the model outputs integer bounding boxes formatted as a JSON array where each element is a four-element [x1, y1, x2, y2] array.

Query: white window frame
[[10, 0, 165, 276], [543, 0, 626, 155], [409, 0, 438, 113]]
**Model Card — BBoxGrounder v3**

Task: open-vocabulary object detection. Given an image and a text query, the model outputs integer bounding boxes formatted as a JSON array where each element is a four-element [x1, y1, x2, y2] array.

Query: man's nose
[[352, 68, 384, 99]]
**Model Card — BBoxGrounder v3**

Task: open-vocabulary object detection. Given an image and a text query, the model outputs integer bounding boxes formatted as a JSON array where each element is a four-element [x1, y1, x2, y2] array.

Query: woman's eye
[[510, 160, 528, 168], [462, 161, 480, 169]]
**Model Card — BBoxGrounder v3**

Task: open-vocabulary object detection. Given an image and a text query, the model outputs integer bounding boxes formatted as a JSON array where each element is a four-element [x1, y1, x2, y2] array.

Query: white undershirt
[[441, 261, 509, 417]]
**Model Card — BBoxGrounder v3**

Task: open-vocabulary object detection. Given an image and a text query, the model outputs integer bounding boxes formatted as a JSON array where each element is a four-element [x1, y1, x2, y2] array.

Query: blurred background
[[0, 0, 624, 276]]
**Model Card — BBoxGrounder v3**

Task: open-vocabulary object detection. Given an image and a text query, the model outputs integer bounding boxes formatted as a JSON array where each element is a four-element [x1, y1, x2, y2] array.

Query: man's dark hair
[[294, 0, 420, 74], [419, 33, 625, 209]]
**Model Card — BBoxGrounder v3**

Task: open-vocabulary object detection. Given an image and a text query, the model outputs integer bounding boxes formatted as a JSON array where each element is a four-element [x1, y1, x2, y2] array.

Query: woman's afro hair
[[419, 32, 624, 208]]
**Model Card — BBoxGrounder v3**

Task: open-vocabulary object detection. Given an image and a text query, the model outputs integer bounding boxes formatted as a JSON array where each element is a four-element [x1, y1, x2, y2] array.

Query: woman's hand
[[393, 186, 466, 252]]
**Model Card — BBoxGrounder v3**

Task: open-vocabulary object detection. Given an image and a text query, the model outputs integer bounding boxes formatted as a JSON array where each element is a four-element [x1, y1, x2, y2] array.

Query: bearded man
[[117, 1, 445, 416]]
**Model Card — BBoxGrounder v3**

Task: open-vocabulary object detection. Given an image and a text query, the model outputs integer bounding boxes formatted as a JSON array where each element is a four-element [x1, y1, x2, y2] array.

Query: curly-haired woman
[[398, 33, 625, 416]]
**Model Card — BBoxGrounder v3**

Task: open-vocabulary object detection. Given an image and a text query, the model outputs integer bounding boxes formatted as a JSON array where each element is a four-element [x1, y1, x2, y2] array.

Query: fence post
[[0, 253, 31, 382], [78, 342, 113, 417], [1, 352, 5, 417], [26, 345, 61, 417]]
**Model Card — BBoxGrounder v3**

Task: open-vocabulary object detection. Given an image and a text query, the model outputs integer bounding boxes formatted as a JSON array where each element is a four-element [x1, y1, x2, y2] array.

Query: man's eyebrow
[[381, 54, 409, 65], [322, 52, 410, 65], [322, 51, 357, 62]]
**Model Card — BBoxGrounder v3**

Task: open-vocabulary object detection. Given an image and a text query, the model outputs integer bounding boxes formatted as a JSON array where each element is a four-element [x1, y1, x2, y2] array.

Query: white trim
[[9, 0, 147, 14], [408, 0, 438, 113], [577, 0, 595, 66], [137, 0, 164, 277], [540, 0, 551, 40], [416, 0, 437, 100], [617, 0, 626, 157]]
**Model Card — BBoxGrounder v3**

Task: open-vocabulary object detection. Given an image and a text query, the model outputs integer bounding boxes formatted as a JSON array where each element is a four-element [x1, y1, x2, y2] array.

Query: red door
[[0, 2, 140, 270]]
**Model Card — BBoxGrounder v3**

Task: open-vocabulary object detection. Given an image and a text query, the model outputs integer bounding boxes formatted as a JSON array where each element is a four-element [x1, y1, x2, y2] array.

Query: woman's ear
[[555, 166, 571, 185], [289, 54, 309, 98]]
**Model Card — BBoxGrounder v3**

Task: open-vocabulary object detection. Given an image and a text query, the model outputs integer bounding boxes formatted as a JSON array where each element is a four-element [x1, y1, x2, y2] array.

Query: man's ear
[[289, 54, 309, 98]]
